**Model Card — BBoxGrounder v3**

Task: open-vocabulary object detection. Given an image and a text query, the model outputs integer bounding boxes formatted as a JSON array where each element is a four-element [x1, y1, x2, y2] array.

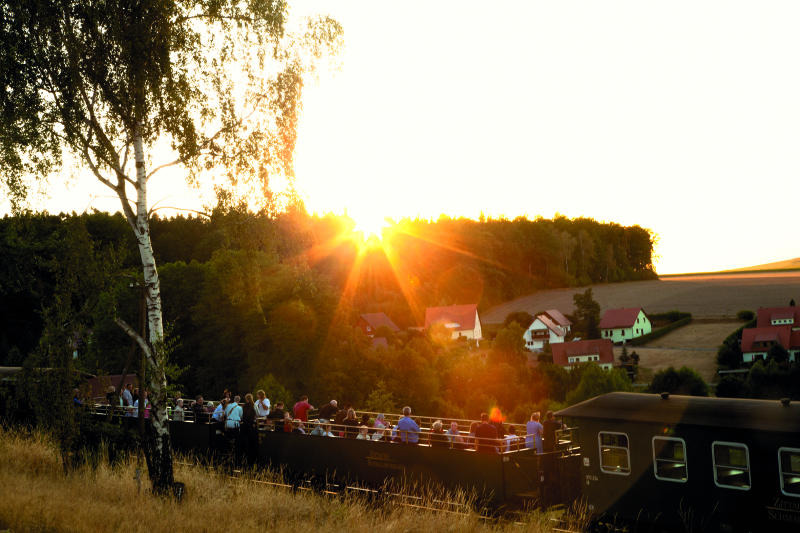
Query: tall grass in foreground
[[0, 427, 586, 532]]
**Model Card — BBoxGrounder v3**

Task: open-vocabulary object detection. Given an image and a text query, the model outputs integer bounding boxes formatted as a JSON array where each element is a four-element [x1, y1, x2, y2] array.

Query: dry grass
[[0, 427, 575, 533], [615, 321, 741, 384]]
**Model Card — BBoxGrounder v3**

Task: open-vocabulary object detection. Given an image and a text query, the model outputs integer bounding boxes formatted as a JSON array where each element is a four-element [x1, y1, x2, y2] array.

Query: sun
[[350, 210, 389, 242]]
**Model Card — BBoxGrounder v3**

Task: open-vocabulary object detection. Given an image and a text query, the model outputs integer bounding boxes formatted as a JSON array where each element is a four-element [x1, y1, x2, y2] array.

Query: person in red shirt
[[293, 395, 314, 422]]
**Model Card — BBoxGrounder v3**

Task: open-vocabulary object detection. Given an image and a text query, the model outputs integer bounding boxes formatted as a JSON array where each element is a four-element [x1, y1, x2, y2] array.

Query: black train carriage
[[557, 392, 800, 532], [257, 427, 581, 508]]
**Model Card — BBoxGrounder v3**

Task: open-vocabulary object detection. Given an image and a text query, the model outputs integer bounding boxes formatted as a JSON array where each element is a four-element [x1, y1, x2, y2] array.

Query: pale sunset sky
[[4, 1, 800, 274]]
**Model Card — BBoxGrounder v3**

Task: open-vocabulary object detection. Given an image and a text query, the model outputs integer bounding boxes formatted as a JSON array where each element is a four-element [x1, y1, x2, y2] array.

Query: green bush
[[648, 366, 708, 396], [737, 310, 755, 321]]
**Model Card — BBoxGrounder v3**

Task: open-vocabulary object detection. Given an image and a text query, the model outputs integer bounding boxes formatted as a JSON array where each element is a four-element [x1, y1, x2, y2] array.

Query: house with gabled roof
[[357, 312, 400, 338], [524, 314, 567, 351], [542, 309, 572, 334], [741, 307, 800, 363], [599, 307, 651, 343], [424, 304, 482, 341], [551, 339, 614, 370]]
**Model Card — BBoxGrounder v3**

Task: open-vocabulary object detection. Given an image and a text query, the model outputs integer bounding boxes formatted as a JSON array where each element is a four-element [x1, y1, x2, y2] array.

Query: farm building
[[424, 304, 482, 341], [523, 314, 567, 351], [551, 339, 614, 370], [599, 307, 651, 343], [357, 312, 400, 338]]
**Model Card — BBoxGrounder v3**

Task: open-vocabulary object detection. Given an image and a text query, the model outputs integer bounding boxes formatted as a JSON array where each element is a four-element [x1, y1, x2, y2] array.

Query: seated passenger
[[133, 391, 151, 418], [395, 406, 420, 444], [360, 413, 371, 428], [474, 413, 499, 453], [318, 400, 338, 422], [292, 419, 305, 434], [429, 420, 449, 448], [342, 408, 360, 438], [447, 421, 465, 449], [504, 426, 521, 452], [373, 413, 388, 429], [324, 423, 336, 437], [356, 425, 370, 440], [282, 411, 293, 433], [310, 422, 326, 436], [72, 388, 82, 408], [172, 399, 185, 421], [372, 426, 391, 441], [467, 421, 479, 449]]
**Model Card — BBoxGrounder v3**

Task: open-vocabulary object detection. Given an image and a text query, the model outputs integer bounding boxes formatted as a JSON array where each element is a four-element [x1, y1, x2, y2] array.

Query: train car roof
[[556, 392, 800, 433]]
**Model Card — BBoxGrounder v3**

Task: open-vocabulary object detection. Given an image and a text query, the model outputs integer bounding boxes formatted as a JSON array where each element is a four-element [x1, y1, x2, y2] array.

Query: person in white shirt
[[172, 399, 185, 421], [212, 400, 226, 422], [255, 389, 270, 418]]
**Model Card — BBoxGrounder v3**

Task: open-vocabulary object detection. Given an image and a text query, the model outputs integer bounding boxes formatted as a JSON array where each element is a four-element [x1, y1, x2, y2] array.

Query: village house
[[424, 304, 482, 341], [599, 307, 651, 343], [542, 309, 572, 334], [741, 306, 800, 363], [551, 339, 614, 370], [523, 313, 567, 351], [357, 312, 400, 338]]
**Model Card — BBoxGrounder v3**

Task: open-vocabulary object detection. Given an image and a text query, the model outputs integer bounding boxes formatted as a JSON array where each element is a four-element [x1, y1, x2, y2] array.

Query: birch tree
[[0, 0, 341, 494]]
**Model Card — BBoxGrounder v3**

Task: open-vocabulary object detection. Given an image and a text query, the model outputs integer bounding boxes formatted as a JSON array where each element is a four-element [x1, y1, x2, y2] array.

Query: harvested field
[[483, 271, 800, 323], [616, 321, 742, 384]]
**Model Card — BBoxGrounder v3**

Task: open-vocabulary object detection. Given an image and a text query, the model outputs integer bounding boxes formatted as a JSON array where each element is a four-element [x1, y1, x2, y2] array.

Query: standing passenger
[[542, 411, 564, 452], [474, 413, 499, 453], [395, 406, 420, 444], [293, 395, 314, 422], [255, 390, 270, 419], [318, 400, 338, 422], [172, 399, 185, 421], [526, 412, 544, 453]]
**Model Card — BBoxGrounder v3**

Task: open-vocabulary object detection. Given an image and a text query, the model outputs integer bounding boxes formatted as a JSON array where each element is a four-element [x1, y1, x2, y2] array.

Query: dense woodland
[[1, 208, 654, 419]]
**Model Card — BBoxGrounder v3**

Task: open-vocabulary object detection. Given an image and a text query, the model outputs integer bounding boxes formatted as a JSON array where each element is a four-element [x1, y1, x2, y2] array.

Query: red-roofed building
[[599, 307, 651, 343], [542, 309, 572, 334], [424, 304, 482, 341], [357, 312, 400, 338], [756, 307, 800, 329], [741, 325, 800, 363], [551, 339, 614, 370], [524, 314, 567, 351]]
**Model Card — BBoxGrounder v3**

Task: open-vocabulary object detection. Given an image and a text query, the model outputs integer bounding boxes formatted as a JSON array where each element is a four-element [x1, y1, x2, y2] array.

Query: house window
[[712, 442, 750, 490], [599, 432, 630, 475], [779, 448, 800, 497], [652, 437, 687, 482]]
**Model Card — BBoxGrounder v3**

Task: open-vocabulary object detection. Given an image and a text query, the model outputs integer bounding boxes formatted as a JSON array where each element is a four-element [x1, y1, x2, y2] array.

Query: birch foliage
[[0, 0, 341, 494]]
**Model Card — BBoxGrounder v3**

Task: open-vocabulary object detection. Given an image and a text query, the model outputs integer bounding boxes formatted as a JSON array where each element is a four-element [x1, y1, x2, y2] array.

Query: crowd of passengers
[[78, 385, 566, 455]]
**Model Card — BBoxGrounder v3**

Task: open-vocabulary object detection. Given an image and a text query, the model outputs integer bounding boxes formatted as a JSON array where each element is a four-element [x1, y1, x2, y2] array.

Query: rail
[[86, 403, 577, 455]]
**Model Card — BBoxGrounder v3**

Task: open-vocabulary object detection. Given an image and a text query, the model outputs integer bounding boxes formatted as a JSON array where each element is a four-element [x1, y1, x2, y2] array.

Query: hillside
[[725, 257, 800, 272], [482, 271, 800, 324]]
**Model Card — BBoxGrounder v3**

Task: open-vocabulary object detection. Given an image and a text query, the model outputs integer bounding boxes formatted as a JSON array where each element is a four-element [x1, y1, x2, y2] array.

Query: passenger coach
[[558, 392, 800, 532]]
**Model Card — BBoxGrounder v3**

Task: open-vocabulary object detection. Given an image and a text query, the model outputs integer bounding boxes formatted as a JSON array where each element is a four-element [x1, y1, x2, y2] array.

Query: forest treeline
[[1, 208, 653, 418]]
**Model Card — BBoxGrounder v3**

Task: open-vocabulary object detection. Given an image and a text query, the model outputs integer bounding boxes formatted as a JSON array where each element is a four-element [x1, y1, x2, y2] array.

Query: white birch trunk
[[130, 129, 174, 494]]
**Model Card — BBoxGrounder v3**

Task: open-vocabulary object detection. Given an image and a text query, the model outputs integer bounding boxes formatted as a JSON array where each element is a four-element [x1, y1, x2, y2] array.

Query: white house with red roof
[[425, 304, 482, 341], [551, 339, 614, 370], [599, 307, 651, 343], [741, 306, 800, 362], [524, 313, 567, 351]]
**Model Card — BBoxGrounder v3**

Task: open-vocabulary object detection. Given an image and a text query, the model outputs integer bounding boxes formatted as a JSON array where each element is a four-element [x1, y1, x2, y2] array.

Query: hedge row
[[648, 310, 692, 323], [628, 316, 693, 346]]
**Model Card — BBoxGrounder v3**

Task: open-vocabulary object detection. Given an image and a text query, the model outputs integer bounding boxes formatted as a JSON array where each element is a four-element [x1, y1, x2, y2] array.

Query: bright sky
[[5, 1, 800, 274]]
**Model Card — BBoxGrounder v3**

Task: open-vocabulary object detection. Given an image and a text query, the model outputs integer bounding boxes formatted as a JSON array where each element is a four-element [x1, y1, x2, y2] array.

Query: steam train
[[110, 392, 800, 532]]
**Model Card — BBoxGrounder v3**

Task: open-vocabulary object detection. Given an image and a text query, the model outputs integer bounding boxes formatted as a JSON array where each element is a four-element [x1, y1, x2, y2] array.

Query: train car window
[[712, 441, 750, 490], [778, 447, 800, 497], [598, 432, 630, 475], [652, 436, 687, 483]]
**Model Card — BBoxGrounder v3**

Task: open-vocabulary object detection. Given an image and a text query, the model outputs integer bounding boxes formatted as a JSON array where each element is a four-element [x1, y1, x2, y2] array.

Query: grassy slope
[[0, 428, 579, 533]]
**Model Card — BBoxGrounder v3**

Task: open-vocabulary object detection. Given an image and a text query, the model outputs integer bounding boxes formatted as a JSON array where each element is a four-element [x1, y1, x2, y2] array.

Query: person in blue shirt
[[394, 406, 420, 444], [526, 411, 544, 453]]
